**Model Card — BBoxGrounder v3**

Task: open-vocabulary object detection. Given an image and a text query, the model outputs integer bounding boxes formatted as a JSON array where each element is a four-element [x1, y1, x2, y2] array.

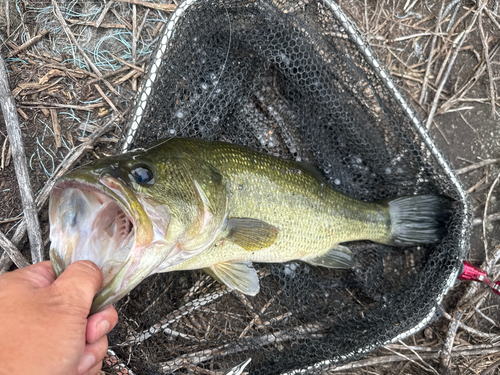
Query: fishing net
[[111, 0, 471, 373]]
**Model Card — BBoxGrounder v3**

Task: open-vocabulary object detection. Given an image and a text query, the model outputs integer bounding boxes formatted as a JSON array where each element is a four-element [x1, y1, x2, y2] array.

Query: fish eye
[[131, 166, 154, 184]]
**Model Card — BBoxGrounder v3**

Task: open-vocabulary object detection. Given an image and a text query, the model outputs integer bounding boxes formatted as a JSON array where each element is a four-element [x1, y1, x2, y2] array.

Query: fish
[[49, 138, 452, 314]]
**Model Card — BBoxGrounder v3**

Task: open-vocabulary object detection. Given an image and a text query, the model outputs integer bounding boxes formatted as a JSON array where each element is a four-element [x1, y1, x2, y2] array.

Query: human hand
[[0, 260, 118, 375]]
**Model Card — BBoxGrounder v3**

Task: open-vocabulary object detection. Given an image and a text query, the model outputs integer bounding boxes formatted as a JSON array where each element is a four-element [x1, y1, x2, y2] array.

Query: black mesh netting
[[108, 0, 471, 373]]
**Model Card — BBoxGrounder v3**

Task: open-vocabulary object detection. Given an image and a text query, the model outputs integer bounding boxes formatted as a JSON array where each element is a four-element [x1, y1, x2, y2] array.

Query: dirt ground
[[0, 0, 499, 374]]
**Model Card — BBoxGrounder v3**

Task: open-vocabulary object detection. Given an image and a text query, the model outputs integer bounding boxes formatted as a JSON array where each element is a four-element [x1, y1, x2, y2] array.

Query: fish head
[[49, 149, 190, 314]]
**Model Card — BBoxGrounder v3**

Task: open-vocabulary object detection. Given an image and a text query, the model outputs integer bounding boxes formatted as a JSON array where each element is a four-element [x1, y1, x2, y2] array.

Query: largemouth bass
[[49, 138, 451, 313]]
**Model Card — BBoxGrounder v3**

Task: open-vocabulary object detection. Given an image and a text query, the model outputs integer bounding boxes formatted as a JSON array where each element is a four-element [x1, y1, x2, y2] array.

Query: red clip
[[458, 261, 500, 296]]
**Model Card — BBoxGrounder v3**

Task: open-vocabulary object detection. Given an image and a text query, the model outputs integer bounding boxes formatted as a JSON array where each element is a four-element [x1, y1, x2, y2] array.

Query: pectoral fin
[[204, 261, 259, 295], [301, 245, 356, 268], [223, 218, 279, 251]]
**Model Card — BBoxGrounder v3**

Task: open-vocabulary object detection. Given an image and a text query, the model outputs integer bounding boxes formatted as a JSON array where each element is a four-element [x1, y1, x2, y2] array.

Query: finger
[[85, 360, 103, 375], [26, 261, 55, 288], [0, 261, 55, 289], [86, 305, 118, 344], [78, 335, 108, 374], [52, 260, 103, 312]]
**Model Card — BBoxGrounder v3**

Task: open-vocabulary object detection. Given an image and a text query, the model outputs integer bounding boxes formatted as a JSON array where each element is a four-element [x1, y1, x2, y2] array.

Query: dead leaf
[[38, 69, 65, 85]]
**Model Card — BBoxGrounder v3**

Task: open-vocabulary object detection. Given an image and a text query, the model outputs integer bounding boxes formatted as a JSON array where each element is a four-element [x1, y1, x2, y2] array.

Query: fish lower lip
[[50, 179, 137, 288]]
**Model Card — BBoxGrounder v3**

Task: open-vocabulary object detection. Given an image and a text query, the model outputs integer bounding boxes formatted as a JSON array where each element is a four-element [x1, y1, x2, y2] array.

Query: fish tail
[[385, 195, 452, 246]]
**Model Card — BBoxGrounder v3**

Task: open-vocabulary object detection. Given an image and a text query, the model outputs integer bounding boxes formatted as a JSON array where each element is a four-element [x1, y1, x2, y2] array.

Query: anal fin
[[204, 261, 259, 295], [301, 245, 356, 268]]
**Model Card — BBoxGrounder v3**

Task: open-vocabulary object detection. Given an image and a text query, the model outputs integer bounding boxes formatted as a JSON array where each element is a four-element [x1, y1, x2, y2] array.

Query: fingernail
[[78, 354, 95, 374], [98, 320, 110, 337]]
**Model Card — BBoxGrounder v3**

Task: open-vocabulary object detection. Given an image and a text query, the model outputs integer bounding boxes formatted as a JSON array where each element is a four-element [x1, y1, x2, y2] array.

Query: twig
[[425, 0, 488, 130], [20, 102, 105, 111], [110, 54, 145, 73], [114, 0, 176, 12], [87, 56, 149, 85], [440, 310, 463, 372], [95, 0, 115, 29], [0, 216, 23, 224], [94, 84, 123, 118], [0, 113, 121, 275], [397, 341, 441, 374], [50, 109, 61, 148], [239, 291, 281, 339], [419, 0, 445, 105], [481, 357, 500, 375], [473, 212, 500, 226], [478, 12, 496, 118], [1, 135, 7, 170], [112, 69, 137, 86], [0, 230, 30, 268], [384, 346, 439, 375], [483, 172, 500, 262], [7, 30, 49, 58], [0, 56, 43, 264], [121, 288, 229, 346], [51, 0, 119, 96], [442, 310, 499, 340], [456, 159, 500, 174], [440, 41, 500, 113], [66, 19, 125, 29], [485, 8, 500, 32], [328, 348, 500, 372], [474, 307, 499, 328], [160, 324, 324, 372]]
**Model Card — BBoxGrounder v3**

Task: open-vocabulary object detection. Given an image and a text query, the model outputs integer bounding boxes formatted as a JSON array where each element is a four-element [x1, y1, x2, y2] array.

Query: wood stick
[[456, 159, 500, 174], [50, 109, 61, 148], [1, 135, 8, 170], [51, 0, 119, 96], [7, 30, 49, 58], [110, 54, 145, 73], [0, 230, 30, 268], [0, 113, 121, 274], [440, 310, 463, 372], [20, 101, 105, 111], [66, 19, 126, 29], [114, 0, 176, 12], [95, 0, 115, 29], [0, 57, 43, 264], [0, 216, 23, 224], [442, 310, 499, 340], [473, 212, 500, 226], [112, 69, 137, 86]]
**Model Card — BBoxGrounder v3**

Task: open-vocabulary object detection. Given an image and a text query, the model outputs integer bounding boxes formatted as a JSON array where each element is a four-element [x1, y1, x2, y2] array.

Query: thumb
[[53, 261, 103, 312]]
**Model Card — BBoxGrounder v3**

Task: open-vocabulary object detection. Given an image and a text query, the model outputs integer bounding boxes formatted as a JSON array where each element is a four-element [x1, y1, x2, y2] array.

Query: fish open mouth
[[49, 180, 139, 288]]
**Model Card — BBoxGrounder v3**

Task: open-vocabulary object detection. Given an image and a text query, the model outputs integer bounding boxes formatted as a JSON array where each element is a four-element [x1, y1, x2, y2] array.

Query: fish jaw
[[49, 174, 171, 313]]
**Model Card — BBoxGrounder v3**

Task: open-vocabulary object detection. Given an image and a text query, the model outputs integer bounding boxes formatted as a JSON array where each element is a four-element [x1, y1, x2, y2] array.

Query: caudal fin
[[387, 195, 452, 246]]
